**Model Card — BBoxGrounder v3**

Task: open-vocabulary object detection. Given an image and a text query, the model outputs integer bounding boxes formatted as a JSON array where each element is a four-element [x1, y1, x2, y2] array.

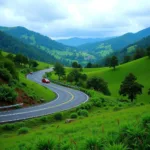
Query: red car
[[42, 78, 50, 83]]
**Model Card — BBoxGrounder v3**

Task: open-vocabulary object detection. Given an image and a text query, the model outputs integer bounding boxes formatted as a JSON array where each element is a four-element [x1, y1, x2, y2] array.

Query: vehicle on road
[[42, 78, 50, 83]]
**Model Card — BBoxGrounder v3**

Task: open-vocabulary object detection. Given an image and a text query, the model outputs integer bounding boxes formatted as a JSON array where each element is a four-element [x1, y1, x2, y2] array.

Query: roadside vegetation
[[0, 50, 56, 108]]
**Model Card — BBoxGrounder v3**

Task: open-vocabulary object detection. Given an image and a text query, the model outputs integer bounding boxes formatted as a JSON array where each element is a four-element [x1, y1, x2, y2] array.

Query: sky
[[0, 0, 150, 39]]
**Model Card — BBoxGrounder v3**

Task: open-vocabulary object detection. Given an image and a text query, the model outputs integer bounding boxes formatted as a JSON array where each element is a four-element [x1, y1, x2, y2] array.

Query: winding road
[[0, 68, 88, 123]]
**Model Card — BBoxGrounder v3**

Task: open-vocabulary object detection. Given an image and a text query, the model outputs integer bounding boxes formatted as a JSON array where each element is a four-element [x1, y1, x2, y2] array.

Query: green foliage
[[119, 73, 144, 102], [70, 113, 78, 119], [18, 127, 29, 134], [85, 137, 104, 150], [148, 88, 150, 95], [123, 55, 131, 63], [141, 115, 150, 128], [0, 84, 18, 103], [72, 61, 82, 68], [90, 97, 102, 107], [29, 59, 39, 68], [110, 56, 118, 70], [54, 112, 63, 120], [104, 143, 127, 150], [36, 138, 55, 150], [0, 68, 12, 82], [77, 109, 89, 117], [2, 124, 15, 131], [54, 62, 65, 80], [40, 116, 48, 122], [133, 48, 146, 60], [0, 58, 18, 79], [147, 46, 150, 58], [87, 77, 111, 95], [14, 53, 29, 65], [117, 124, 150, 150]]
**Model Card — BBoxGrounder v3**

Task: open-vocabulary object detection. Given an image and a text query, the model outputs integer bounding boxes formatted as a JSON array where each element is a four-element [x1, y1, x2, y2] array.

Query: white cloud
[[0, 0, 150, 38]]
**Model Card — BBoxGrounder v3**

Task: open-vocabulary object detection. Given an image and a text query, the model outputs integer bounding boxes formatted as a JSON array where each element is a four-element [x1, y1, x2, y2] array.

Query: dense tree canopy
[[110, 56, 118, 70], [87, 77, 111, 95], [119, 73, 144, 102], [54, 62, 65, 80]]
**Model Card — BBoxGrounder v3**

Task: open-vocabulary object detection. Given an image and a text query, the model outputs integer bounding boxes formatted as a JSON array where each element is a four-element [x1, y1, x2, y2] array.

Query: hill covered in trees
[[0, 31, 57, 63]]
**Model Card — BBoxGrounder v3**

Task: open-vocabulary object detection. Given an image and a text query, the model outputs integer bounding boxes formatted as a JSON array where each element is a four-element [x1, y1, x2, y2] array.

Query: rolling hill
[[0, 26, 95, 65], [0, 30, 57, 63], [78, 27, 150, 61]]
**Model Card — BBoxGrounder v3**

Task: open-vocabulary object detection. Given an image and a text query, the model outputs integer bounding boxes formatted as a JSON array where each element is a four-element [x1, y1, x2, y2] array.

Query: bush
[[54, 112, 63, 120], [2, 124, 15, 131], [0, 84, 18, 103], [104, 143, 127, 150], [85, 137, 104, 150], [141, 115, 150, 128], [77, 109, 89, 117], [18, 127, 29, 134], [40, 116, 48, 122], [90, 97, 102, 107], [76, 102, 92, 111], [117, 124, 150, 150], [87, 77, 111, 95], [70, 113, 78, 119], [36, 138, 55, 150], [0, 68, 12, 82]]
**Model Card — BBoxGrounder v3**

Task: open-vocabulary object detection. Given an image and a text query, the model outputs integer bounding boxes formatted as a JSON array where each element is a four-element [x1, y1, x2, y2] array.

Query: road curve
[[0, 68, 88, 123]]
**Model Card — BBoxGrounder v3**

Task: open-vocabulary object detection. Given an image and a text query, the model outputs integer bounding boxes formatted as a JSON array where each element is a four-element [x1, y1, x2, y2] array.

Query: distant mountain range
[[78, 27, 150, 52], [0, 26, 150, 66], [56, 37, 112, 47]]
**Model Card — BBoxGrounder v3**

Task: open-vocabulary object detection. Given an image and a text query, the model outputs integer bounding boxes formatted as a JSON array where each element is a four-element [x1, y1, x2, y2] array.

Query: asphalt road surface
[[0, 68, 88, 123]]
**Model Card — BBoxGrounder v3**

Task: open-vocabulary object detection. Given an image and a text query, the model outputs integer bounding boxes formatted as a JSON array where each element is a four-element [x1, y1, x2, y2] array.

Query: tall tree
[[110, 56, 118, 70], [54, 62, 65, 80], [119, 73, 144, 102]]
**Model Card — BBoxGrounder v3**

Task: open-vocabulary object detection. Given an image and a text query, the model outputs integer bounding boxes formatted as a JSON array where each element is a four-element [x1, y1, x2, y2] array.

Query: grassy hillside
[[51, 57, 150, 103], [0, 104, 149, 149]]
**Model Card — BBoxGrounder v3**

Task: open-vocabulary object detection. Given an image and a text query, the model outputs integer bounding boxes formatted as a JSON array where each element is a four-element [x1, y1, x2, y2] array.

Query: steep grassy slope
[[51, 57, 150, 103], [85, 57, 150, 103]]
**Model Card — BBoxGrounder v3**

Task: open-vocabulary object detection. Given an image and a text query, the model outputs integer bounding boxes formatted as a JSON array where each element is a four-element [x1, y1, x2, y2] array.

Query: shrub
[[104, 143, 127, 150], [141, 115, 150, 128], [87, 77, 111, 95], [40, 116, 48, 122], [70, 113, 78, 119], [118, 124, 150, 150], [0, 84, 18, 103], [36, 138, 55, 150], [90, 97, 102, 107], [54, 112, 63, 120], [0, 68, 12, 82], [18, 127, 29, 134], [77, 109, 88, 117], [2, 124, 15, 131], [85, 137, 104, 150]]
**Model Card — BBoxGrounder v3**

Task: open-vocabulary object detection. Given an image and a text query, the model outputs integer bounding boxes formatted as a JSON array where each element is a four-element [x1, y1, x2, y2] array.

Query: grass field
[[0, 104, 149, 149]]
